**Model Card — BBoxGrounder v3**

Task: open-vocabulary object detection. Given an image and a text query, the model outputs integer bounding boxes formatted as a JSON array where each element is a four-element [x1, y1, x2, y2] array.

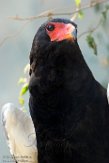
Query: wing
[[1, 103, 38, 163]]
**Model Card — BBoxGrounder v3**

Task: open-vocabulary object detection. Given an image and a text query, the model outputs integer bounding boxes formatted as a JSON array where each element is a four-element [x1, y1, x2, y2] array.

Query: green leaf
[[102, 11, 107, 20], [19, 97, 25, 106], [75, 0, 81, 7], [86, 34, 97, 55], [18, 77, 27, 84], [20, 107, 27, 112], [24, 63, 30, 74], [102, 5, 109, 20], [106, 4, 109, 10], [94, 4, 101, 12], [78, 10, 84, 19], [18, 63, 29, 106], [20, 83, 29, 96]]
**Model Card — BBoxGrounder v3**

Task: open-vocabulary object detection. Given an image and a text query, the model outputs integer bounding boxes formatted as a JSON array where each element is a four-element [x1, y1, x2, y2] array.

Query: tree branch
[[9, 0, 108, 21], [0, 0, 108, 47], [78, 19, 102, 39], [0, 21, 30, 46]]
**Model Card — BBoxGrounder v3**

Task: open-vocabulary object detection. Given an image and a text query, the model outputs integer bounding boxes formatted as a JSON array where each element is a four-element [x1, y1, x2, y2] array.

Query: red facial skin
[[46, 22, 76, 42]]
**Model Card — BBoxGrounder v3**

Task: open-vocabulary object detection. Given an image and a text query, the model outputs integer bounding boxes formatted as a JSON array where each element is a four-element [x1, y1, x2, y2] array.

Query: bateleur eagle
[[29, 18, 109, 163]]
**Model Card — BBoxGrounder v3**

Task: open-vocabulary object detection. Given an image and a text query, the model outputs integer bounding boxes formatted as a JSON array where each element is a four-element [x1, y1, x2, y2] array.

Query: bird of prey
[[107, 83, 109, 104], [1, 103, 38, 163], [29, 18, 109, 163]]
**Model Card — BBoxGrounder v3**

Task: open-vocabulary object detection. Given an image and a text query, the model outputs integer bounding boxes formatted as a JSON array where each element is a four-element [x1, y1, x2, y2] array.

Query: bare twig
[[0, 0, 108, 46], [8, 10, 54, 21], [0, 21, 30, 46], [9, 0, 108, 21], [78, 19, 102, 39]]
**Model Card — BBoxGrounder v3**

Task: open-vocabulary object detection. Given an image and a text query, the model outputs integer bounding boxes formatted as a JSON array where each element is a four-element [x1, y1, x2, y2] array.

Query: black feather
[[29, 18, 109, 163]]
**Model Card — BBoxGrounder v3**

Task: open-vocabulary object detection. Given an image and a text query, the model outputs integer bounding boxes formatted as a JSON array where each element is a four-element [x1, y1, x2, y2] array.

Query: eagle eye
[[46, 24, 55, 31]]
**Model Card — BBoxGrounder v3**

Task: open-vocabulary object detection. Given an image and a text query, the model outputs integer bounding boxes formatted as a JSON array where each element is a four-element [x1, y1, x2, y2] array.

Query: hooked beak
[[64, 24, 77, 41]]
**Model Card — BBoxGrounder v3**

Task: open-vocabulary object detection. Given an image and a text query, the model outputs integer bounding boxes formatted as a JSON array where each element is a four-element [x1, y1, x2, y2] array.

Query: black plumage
[[29, 18, 109, 163]]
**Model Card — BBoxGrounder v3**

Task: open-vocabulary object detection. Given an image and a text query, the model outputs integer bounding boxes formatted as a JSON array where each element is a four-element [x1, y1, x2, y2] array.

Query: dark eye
[[46, 24, 55, 31]]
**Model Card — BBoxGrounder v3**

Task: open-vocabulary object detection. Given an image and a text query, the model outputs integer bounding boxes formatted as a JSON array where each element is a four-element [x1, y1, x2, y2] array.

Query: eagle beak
[[65, 28, 77, 41]]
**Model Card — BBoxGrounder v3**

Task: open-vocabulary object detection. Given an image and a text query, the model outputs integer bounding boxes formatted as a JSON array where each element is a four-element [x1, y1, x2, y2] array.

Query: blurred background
[[0, 0, 109, 162]]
